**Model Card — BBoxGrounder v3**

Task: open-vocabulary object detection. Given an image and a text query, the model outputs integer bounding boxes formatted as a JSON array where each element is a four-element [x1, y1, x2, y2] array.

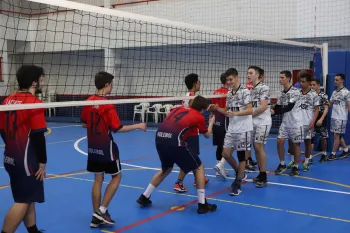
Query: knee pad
[[237, 151, 246, 162]]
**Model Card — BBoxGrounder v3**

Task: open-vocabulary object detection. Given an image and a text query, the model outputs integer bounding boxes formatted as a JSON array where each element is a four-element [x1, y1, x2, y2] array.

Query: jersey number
[[167, 108, 189, 123], [90, 112, 101, 135], [5, 111, 17, 139]]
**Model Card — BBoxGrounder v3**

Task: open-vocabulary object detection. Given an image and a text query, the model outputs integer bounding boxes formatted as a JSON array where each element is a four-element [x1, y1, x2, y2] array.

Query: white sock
[[344, 147, 348, 152], [197, 189, 205, 204], [143, 184, 155, 198], [99, 206, 107, 214], [309, 154, 313, 159], [291, 156, 294, 162], [304, 157, 309, 164], [280, 161, 285, 165], [323, 151, 327, 155], [220, 157, 226, 166]]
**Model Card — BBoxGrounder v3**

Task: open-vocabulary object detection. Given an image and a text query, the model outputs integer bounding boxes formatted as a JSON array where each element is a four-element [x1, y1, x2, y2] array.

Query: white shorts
[[303, 125, 313, 140], [223, 131, 251, 151], [252, 125, 271, 144], [278, 124, 304, 143], [330, 118, 347, 134]]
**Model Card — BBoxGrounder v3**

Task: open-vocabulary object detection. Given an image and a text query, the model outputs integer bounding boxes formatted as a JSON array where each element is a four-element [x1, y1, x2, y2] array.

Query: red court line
[[114, 187, 230, 233]]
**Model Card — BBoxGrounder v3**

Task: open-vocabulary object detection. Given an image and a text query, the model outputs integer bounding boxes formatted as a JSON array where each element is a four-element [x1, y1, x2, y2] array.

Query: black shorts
[[156, 143, 202, 174], [87, 159, 121, 175], [8, 173, 44, 203], [212, 125, 226, 146]]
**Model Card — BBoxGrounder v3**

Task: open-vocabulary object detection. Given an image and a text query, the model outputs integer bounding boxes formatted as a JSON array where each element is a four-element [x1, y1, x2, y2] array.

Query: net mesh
[[0, 0, 323, 130]]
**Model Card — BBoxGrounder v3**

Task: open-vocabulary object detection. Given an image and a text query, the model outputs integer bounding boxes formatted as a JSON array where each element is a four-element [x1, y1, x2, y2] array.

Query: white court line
[[73, 136, 350, 195], [49, 125, 81, 129]]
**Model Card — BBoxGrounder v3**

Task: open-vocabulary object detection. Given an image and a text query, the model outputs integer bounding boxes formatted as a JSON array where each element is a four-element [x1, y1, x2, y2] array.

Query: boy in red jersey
[[81, 72, 146, 227], [1, 65, 47, 233], [175, 73, 209, 192], [211, 73, 233, 177], [137, 96, 217, 214]]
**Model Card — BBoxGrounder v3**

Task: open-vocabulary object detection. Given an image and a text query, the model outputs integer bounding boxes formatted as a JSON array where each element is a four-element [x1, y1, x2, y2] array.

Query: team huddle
[[0, 65, 349, 232]]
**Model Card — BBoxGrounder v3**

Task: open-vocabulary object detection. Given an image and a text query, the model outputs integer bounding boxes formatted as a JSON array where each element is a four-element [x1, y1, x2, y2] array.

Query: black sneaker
[[328, 153, 337, 161], [90, 215, 104, 228], [275, 164, 287, 175], [93, 209, 115, 225], [245, 160, 255, 171], [338, 151, 349, 159], [136, 194, 152, 207], [308, 158, 314, 164], [255, 172, 267, 188], [319, 154, 328, 162], [252, 173, 261, 183], [248, 157, 258, 167], [290, 166, 299, 176], [197, 199, 217, 214], [230, 182, 242, 196]]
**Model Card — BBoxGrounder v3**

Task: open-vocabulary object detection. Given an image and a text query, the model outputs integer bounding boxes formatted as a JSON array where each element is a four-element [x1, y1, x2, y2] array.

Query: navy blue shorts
[[212, 125, 226, 146], [8, 173, 44, 203], [87, 159, 121, 175], [156, 143, 202, 174]]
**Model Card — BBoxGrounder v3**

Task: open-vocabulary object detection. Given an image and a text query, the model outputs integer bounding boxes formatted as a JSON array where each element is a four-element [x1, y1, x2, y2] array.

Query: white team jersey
[[251, 82, 272, 126], [298, 89, 320, 126], [182, 92, 195, 107], [226, 85, 253, 133], [276, 86, 303, 127], [330, 87, 350, 120]]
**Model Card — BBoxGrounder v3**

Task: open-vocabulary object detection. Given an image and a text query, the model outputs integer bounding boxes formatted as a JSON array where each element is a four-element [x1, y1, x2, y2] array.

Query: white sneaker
[[214, 163, 227, 180]]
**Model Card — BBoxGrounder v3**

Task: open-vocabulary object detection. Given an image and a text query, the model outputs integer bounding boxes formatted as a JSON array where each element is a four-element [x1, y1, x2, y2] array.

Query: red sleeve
[[197, 114, 208, 134], [81, 106, 88, 124], [108, 105, 123, 132], [30, 108, 47, 134], [0, 111, 4, 132]]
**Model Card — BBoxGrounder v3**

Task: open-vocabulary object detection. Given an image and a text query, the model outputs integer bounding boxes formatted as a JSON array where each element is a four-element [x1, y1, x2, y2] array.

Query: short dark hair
[[259, 68, 264, 78], [16, 65, 45, 90], [220, 73, 227, 85], [225, 68, 238, 77], [299, 72, 312, 82], [280, 70, 292, 80], [184, 73, 199, 90], [248, 66, 261, 76], [191, 95, 209, 112], [95, 71, 114, 90], [310, 78, 320, 85], [335, 73, 346, 80]]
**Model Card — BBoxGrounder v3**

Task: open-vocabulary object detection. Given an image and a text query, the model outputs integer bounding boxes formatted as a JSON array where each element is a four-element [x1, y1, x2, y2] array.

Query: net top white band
[[28, 0, 322, 49]]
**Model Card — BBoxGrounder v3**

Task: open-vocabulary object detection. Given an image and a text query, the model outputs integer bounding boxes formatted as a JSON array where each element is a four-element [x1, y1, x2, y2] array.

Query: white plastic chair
[[146, 104, 163, 123], [133, 102, 150, 122]]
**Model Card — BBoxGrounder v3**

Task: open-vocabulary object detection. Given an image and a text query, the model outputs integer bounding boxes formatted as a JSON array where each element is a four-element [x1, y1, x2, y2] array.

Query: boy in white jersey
[[328, 73, 350, 160], [174, 73, 209, 192], [295, 73, 320, 172], [271, 71, 303, 176], [247, 66, 271, 187], [213, 68, 253, 196], [311, 79, 329, 162]]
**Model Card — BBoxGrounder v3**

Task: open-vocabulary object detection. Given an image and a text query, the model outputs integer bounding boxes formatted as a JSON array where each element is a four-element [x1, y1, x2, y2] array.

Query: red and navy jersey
[[0, 92, 47, 176], [212, 87, 228, 128], [156, 106, 207, 154], [81, 95, 123, 163]]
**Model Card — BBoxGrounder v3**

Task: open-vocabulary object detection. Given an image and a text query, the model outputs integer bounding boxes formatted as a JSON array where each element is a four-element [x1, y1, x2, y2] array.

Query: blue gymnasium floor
[[1, 122, 350, 233]]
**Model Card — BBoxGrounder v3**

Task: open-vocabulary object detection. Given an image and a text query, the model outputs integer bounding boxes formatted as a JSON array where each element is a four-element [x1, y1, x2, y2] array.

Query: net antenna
[[0, 0, 327, 111]]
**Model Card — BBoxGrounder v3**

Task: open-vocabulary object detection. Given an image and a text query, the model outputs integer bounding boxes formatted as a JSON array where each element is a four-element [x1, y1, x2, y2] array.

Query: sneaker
[[194, 176, 209, 186], [230, 183, 242, 196], [252, 173, 261, 183], [93, 209, 115, 225], [319, 154, 328, 162], [302, 162, 309, 172], [338, 151, 349, 159], [286, 161, 294, 169], [197, 199, 217, 214], [275, 164, 287, 175], [90, 216, 104, 228], [136, 194, 152, 206], [256, 179, 267, 188], [174, 182, 188, 192], [214, 163, 227, 180], [328, 153, 337, 161], [245, 160, 256, 171], [308, 158, 314, 164], [290, 166, 299, 176]]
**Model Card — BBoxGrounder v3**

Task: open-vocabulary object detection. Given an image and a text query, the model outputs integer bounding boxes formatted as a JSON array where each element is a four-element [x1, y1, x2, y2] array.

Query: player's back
[[0, 92, 47, 175], [156, 106, 205, 147], [81, 95, 122, 162], [212, 87, 228, 127]]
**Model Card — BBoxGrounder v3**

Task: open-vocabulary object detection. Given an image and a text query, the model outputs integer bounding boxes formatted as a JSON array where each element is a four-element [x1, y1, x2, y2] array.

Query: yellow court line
[[280, 174, 350, 189], [45, 127, 52, 136], [62, 175, 350, 224]]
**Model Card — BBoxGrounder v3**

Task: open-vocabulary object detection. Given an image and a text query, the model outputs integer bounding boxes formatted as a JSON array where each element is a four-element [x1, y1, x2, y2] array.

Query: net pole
[[322, 42, 329, 91]]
